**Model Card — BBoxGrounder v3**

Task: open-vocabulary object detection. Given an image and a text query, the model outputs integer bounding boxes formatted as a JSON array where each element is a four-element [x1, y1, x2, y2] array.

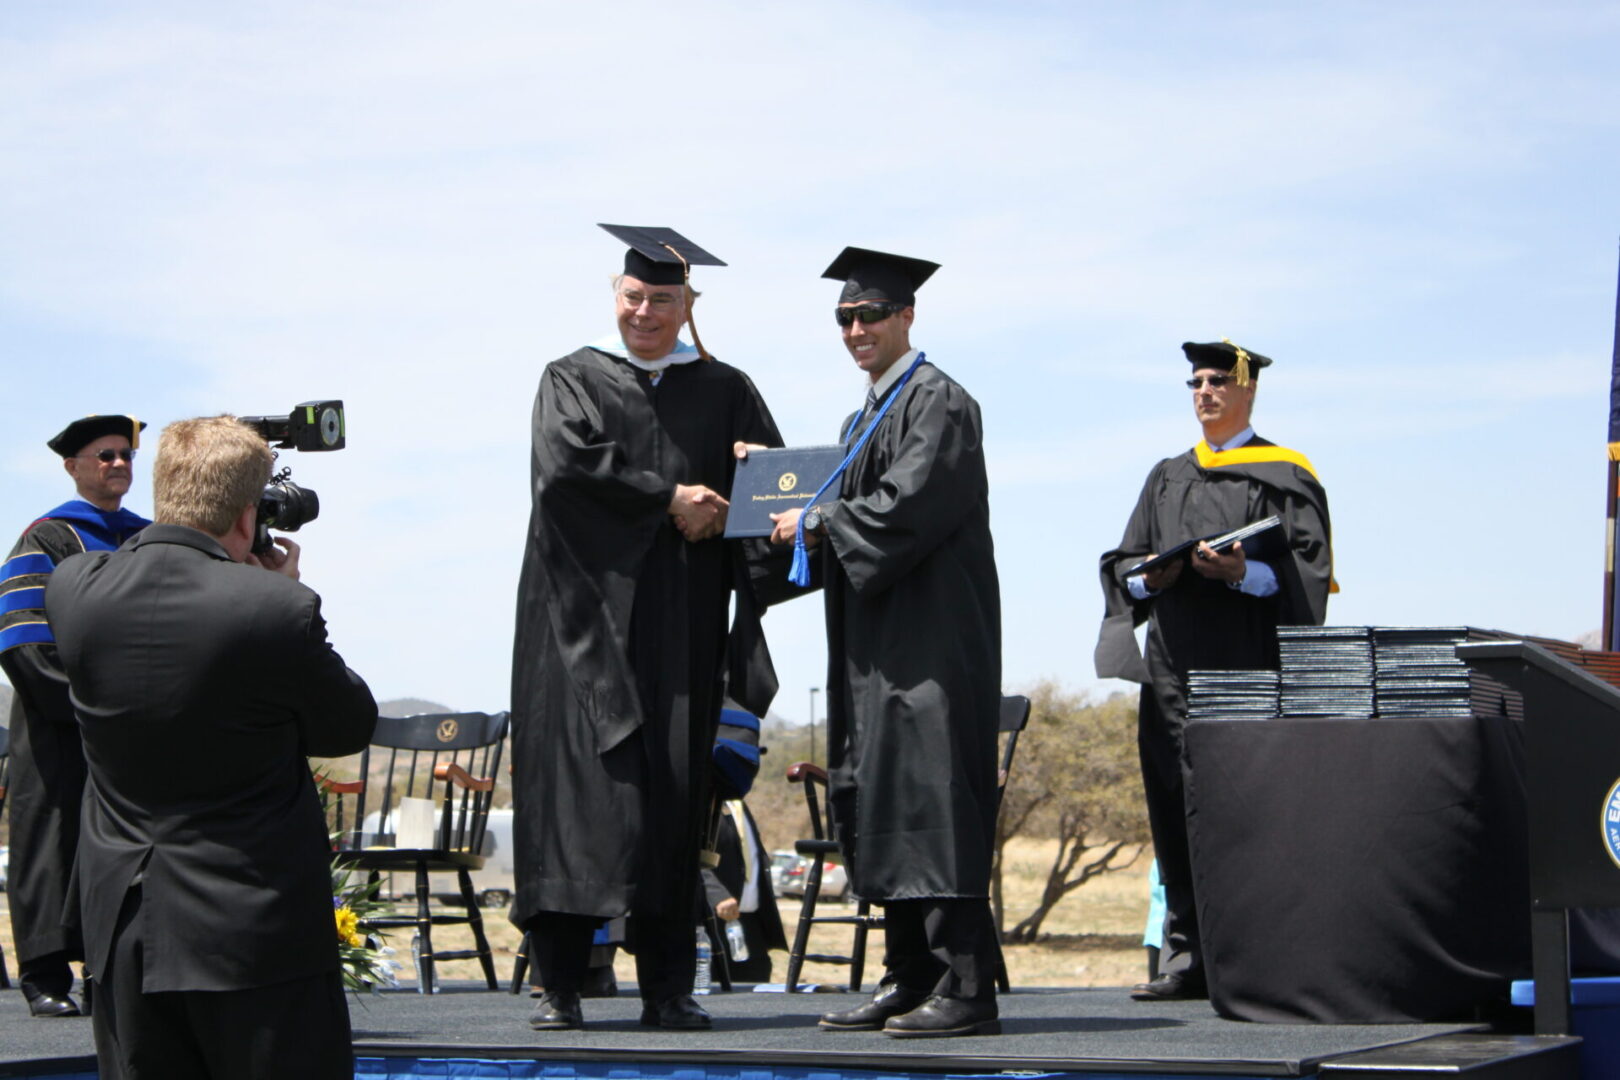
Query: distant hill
[[378, 697, 453, 717]]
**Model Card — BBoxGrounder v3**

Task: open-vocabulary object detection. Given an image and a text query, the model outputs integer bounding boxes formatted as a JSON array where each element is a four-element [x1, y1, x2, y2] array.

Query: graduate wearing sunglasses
[[1, 414, 152, 1018], [762, 248, 1003, 1038], [1095, 341, 1333, 1003]]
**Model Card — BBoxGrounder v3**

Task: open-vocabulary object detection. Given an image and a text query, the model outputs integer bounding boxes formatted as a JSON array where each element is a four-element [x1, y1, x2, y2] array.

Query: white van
[[467, 808, 516, 908], [357, 806, 516, 908]]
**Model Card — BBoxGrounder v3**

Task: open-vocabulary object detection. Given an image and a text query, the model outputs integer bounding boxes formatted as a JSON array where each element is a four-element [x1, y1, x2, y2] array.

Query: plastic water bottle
[[726, 919, 749, 963], [694, 925, 712, 994]]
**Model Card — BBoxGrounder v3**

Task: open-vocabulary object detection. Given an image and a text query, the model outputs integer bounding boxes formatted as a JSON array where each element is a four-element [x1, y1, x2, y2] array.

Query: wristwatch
[[802, 505, 826, 535]]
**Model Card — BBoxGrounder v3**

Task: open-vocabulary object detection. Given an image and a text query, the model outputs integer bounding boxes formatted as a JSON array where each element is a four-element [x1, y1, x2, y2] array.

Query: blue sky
[[4, 2, 1619, 721]]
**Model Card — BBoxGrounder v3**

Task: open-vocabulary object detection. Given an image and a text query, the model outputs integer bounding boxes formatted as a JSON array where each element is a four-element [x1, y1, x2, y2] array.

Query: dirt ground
[[0, 838, 1155, 992]]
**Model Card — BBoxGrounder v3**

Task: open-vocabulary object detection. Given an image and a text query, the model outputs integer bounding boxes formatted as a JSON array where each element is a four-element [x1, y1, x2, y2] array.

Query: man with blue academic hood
[[1, 415, 152, 1017]]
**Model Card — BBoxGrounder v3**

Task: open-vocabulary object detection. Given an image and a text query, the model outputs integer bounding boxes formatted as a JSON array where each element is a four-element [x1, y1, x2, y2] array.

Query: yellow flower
[[335, 904, 362, 947]]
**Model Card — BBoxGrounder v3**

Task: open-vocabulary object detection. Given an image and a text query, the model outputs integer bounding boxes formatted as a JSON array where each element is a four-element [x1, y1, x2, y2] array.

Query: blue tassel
[[789, 534, 811, 587]]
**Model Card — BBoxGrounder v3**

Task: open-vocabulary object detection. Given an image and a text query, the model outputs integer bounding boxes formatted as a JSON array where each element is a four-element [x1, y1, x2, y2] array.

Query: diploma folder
[[1124, 515, 1282, 578], [724, 445, 845, 539]]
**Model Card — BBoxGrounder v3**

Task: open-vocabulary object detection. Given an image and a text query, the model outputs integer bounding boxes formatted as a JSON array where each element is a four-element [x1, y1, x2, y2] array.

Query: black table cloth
[[1184, 715, 1532, 1023]]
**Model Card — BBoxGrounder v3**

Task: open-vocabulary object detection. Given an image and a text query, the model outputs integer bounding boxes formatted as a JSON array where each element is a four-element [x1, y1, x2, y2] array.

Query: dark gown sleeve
[[1270, 467, 1333, 627], [824, 376, 987, 598], [537, 359, 674, 517], [1, 521, 87, 730], [517, 356, 675, 753], [291, 595, 378, 758], [1094, 461, 1164, 683]]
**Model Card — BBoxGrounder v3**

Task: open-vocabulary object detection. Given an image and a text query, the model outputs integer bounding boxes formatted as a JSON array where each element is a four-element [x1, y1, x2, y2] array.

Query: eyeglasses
[[619, 289, 682, 311], [1186, 375, 1237, 390], [81, 448, 136, 463], [835, 302, 905, 327]]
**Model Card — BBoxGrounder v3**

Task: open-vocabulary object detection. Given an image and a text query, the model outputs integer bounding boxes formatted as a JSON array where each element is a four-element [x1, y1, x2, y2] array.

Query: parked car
[[777, 854, 849, 901], [769, 849, 799, 891]]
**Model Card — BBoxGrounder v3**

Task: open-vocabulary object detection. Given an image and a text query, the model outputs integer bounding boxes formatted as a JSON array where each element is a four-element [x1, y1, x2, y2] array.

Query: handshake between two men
[[668, 441, 816, 546]]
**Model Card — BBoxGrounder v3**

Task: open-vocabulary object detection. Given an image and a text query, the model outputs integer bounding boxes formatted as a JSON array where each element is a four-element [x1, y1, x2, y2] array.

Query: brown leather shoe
[[819, 983, 929, 1031]]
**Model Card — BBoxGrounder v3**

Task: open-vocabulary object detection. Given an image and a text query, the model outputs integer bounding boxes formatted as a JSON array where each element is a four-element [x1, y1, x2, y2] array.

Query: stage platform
[[0, 983, 1583, 1079]]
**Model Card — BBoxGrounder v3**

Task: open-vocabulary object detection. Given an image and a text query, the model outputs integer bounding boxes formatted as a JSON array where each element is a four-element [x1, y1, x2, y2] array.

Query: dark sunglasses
[[1186, 375, 1236, 390], [834, 302, 905, 327], [83, 448, 136, 463]]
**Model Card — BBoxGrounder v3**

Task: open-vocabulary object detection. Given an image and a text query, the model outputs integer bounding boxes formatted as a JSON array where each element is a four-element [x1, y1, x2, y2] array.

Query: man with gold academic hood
[[1096, 342, 1332, 1002]]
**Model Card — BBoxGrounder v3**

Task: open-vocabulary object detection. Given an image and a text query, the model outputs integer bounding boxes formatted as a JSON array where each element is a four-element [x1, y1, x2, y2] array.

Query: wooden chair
[[781, 693, 1032, 993], [0, 723, 10, 989], [323, 711, 508, 993]]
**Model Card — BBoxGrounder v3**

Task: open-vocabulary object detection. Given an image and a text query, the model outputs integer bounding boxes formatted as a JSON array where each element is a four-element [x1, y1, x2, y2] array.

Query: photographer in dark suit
[[45, 415, 377, 1080]]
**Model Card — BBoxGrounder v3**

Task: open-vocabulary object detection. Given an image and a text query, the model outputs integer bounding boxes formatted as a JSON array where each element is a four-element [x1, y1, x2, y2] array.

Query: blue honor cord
[[788, 352, 927, 587]]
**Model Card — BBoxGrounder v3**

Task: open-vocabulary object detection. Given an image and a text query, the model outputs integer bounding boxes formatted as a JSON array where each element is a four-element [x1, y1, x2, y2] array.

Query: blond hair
[[153, 416, 273, 536]]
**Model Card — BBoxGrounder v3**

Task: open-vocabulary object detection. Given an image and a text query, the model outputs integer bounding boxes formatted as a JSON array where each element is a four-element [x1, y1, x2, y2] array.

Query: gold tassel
[[662, 243, 712, 362], [1222, 337, 1251, 387]]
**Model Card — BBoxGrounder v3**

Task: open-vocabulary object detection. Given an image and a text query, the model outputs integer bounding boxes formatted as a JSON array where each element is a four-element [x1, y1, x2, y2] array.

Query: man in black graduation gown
[[511, 225, 783, 1032], [1095, 341, 1332, 1001], [46, 415, 377, 1079], [0, 414, 151, 1017], [766, 248, 1003, 1038]]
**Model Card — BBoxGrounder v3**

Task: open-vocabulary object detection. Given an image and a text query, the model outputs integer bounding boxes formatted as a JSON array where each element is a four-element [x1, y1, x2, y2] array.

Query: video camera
[[239, 400, 346, 554]]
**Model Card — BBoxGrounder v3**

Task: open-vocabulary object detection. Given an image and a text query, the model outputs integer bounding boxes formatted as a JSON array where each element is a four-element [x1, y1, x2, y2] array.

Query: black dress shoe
[[529, 990, 584, 1030], [883, 995, 1000, 1038], [1130, 972, 1206, 1001], [24, 990, 82, 1018], [819, 983, 930, 1031], [639, 994, 712, 1030]]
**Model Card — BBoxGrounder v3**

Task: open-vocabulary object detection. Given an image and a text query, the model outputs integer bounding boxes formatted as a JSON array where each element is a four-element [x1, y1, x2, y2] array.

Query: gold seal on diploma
[[778, 472, 798, 492]]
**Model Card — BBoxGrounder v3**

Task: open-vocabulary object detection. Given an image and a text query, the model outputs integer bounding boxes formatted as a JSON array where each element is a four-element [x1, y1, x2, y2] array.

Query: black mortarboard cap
[[598, 223, 725, 286], [822, 246, 940, 306], [47, 415, 146, 457], [1182, 339, 1273, 387]]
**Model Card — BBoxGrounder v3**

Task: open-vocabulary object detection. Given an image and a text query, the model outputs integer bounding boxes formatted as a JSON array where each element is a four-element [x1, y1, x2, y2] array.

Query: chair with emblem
[[323, 710, 509, 993], [781, 694, 1032, 993], [0, 722, 11, 989]]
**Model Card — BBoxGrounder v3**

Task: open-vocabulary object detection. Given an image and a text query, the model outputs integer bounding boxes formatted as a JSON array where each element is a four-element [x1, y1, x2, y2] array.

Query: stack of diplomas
[[1277, 626, 1376, 719], [1186, 669, 1280, 721], [1372, 627, 1479, 718]]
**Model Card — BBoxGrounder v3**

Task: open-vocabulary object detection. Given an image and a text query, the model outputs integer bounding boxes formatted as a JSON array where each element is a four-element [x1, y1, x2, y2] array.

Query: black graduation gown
[[509, 348, 782, 926], [1093, 437, 1331, 976], [815, 363, 1002, 902], [1095, 436, 1333, 696], [1, 507, 148, 966], [700, 801, 787, 983]]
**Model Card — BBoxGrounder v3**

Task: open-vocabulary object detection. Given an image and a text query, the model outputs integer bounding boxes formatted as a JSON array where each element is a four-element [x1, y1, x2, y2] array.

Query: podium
[[1456, 641, 1620, 1035]]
